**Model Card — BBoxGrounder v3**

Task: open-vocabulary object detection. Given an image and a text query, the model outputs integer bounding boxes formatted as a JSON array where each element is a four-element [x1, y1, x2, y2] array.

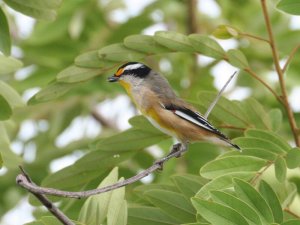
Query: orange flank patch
[[146, 107, 176, 137], [115, 68, 124, 76]]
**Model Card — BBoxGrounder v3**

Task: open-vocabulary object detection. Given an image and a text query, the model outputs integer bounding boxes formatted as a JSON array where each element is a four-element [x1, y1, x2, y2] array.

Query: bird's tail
[[221, 137, 241, 151]]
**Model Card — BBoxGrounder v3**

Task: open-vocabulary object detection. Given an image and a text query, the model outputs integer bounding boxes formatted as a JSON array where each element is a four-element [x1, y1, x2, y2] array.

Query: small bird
[[108, 62, 240, 156]]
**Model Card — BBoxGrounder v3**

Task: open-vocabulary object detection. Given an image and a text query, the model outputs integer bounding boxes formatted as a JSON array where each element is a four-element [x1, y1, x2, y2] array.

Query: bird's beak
[[108, 75, 119, 82]]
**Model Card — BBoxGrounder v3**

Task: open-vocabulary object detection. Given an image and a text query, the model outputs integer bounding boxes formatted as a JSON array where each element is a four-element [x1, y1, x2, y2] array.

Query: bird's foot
[[154, 143, 188, 170]]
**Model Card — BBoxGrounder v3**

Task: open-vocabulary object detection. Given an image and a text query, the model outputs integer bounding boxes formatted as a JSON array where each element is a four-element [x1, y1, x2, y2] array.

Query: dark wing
[[162, 103, 240, 150]]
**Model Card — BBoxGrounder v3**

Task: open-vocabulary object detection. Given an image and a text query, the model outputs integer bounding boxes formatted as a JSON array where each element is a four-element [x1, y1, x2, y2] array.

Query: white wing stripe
[[174, 110, 214, 131]]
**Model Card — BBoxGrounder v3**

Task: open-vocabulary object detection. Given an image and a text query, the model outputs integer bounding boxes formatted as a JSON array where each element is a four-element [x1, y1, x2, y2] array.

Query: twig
[[244, 68, 284, 104], [16, 145, 185, 199], [261, 0, 300, 146], [284, 208, 300, 219], [204, 71, 238, 119], [250, 161, 273, 185], [282, 44, 300, 74], [17, 167, 75, 225], [239, 32, 270, 43]]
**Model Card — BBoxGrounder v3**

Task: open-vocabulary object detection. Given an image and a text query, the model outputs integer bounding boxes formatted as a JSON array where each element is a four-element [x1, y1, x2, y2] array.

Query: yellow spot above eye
[[115, 68, 124, 76]]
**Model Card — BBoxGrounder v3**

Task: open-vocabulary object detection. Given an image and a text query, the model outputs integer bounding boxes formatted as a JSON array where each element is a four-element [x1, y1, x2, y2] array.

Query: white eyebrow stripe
[[174, 110, 214, 132], [124, 63, 144, 71]]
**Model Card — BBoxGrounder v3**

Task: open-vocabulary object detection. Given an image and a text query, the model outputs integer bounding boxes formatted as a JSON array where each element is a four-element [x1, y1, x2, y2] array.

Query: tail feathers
[[221, 138, 241, 151]]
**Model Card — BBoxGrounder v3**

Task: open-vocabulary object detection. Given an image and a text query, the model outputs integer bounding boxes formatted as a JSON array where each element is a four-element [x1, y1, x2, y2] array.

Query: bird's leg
[[154, 142, 188, 169]]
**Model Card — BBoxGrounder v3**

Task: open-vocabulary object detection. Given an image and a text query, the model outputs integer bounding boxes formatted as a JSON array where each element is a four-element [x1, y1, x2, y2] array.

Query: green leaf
[[98, 43, 145, 62], [274, 156, 286, 182], [189, 34, 226, 59], [144, 190, 196, 223], [57, 65, 104, 83], [241, 98, 272, 130], [0, 152, 3, 168], [93, 128, 168, 152], [233, 178, 274, 224], [75, 50, 116, 68], [277, 0, 300, 15], [128, 206, 180, 225], [195, 91, 250, 128], [227, 49, 249, 69], [78, 168, 122, 225], [196, 172, 255, 199], [29, 82, 78, 104], [154, 31, 194, 52], [41, 151, 134, 191], [7, 0, 61, 9], [107, 178, 127, 225], [0, 81, 24, 108], [245, 129, 290, 152], [124, 35, 170, 54], [191, 197, 249, 225], [281, 220, 300, 225], [212, 25, 239, 39], [0, 123, 22, 169], [200, 156, 266, 179], [0, 95, 12, 120], [3, 0, 57, 20], [286, 148, 300, 169], [171, 174, 207, 199], [210, 190, 262, 225], [268, 109, 282, 132], [234, 137, 286, 154], [258, 180, 283, 224], [0, 55, 23, 75], [0, 7, 11, 55], [239, 148, 277, 161]]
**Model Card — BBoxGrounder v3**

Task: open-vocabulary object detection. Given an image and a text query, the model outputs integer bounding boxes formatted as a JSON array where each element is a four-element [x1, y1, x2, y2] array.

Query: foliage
[[0, 0, 300, 225]]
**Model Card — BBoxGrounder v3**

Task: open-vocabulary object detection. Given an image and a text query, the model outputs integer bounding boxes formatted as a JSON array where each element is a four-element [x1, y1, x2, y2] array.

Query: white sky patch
[[17, 120, 38, 142], [197, 0, 221, 18], [290, 16, 300, 30], [15, 65, 36, 80], [228, 87, 252, 101], [96, 95, 135, 130], [55, 116, 101, 148], [289, 87, 300, 112], [5, 6, 35, 39], [266, 71, 278, 84], [216, 39, 238, 51], [142, 23, 168, 35], [211, 61, 238, 91], [109, 0, 155, 23], [22, 87, 41, 102], [50, 151, 85, 173], [0, 197, 34, 225], [197, 55, 215, 66]]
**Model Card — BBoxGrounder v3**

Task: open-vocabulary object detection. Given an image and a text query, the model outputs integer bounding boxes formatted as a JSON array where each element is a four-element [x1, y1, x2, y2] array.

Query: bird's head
[[108, 62, 151, 84]]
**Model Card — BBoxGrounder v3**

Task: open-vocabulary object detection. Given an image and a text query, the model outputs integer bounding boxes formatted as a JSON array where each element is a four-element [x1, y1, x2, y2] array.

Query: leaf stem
[[282, 44, 300, 74], [244, 68, 283, 104], [260, 0, 300, 146], [239, 32, 270, 43], [284, 208, 300, 219]]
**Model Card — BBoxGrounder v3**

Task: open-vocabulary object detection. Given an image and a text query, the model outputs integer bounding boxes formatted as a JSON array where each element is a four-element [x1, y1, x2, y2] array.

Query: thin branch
[[16, 146, 185, 199], [219, 124, 246, 131], [244, 68, 284, 104], [238, 32, 270, 43], [17, 167, 75, 225], [284, 208, 300, 219], [261, 0, 300, 146], [282, 44, 300, 74], [204, 71, 238, 119], [250, 161, 273, 185], [91, 109, 118, 130]]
